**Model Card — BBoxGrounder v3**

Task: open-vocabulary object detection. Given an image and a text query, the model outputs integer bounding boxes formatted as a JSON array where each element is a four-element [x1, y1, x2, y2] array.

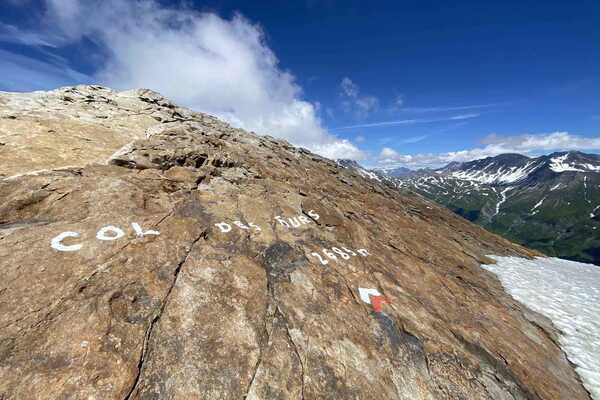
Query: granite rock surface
[[0, 86, 590, 399]]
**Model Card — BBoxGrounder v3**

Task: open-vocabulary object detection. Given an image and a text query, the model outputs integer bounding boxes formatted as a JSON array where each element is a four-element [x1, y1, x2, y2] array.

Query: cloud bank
[[377, 132, 600, 169], [8, 0, 364, 160]]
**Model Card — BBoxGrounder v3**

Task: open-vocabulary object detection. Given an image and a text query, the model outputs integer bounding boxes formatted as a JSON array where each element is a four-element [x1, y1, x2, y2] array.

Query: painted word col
[[51, 223, 160, 252]]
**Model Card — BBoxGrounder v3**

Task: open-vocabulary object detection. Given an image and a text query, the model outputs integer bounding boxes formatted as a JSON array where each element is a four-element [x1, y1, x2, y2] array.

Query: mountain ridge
[[363, 151, 600, 265]]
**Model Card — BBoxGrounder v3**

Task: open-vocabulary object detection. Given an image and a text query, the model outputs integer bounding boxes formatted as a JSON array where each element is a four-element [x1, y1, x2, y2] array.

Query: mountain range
[[350, 151, 600, 265]]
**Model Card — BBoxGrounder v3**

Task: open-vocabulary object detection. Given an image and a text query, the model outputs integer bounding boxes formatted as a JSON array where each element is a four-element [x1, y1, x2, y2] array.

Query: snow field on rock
[[482, 256, 600, 399]]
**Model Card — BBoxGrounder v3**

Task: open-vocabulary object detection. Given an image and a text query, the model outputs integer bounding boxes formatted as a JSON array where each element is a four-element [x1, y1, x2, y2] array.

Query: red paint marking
[[369, 294, 390, 313]]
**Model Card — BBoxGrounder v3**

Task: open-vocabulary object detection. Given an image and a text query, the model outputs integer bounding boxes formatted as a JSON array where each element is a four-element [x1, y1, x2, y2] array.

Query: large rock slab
[[0, 87, 590, 399]]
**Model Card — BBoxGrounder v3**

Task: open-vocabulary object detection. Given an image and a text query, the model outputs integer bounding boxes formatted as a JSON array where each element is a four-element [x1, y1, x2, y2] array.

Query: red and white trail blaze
[[358, 288, 390, 313]]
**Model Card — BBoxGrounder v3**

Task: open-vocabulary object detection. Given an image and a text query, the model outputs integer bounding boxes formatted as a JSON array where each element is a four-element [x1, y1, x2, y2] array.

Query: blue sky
[[1, 0, 599, 168]]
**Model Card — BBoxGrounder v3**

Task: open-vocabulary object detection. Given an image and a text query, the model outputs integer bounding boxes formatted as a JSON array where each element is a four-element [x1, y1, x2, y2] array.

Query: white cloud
[[388, 94, 404, 112], [481, 132, 600, 152], [393, 95, 404, 108], [0, 23, 61, 47], [13, 0, 363, 160], [376, 132, 600, 169], [331, 113, 480, 131], [339, 77, 378, 118], [401, 135, 428, 144], [340, 77, 359, 98], [380, 147, 400, 159], [400, 103, 505, 113], [310, 139, 365, 160], [449, 113, 480, 120]]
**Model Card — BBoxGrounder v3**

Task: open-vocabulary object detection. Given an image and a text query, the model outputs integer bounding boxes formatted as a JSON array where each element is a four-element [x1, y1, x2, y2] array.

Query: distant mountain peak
[[546, 151, 600, 173], [336, 159, 362, 169], [370, 151, 600, 265]]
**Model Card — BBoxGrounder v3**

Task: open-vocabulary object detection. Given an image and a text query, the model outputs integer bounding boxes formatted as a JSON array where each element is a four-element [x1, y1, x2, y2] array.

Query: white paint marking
[[233, 221, 250, 230], [358, 288, 381, 304], [298, 215, 311, 225], [248, 222, 262, 232], [215, 222, 232, 233], [51, 231, 83, 252], [96, 225, 125, 241], [311, 252, 328, 265], [274, 216, 289, 227], [131, 222, 160, 237], [308, 210, 320, 220]]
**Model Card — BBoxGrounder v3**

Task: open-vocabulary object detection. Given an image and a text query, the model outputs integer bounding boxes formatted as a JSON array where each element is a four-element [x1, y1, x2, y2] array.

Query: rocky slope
[[379, 153, 600, 265], [0, 86, 591, 399]]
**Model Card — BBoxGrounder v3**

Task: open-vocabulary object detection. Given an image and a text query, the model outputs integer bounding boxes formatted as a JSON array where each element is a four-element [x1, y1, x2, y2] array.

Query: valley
[[344, 152, 600, 265]]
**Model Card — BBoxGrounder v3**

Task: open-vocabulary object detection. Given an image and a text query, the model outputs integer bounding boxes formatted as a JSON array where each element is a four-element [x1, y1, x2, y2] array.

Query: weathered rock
[[0, 86, 212, 177], [0, 86, 590, 399]]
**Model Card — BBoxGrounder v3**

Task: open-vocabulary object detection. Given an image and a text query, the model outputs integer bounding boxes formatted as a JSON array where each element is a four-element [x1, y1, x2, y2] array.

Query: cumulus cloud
[[339, 77, 378, 119], [9, 0, 363, 160], [376, 132, 600, 169]]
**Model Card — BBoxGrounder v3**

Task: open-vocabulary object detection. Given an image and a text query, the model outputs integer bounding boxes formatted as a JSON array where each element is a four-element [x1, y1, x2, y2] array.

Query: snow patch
[[549, 154, 600, 173], [450, 161, 539, 184], [482, 256, 600, 399], [584, 176, 592, 204], [357, 168, 381, 182], [550, 183, 562, 191], [583, 163, 600, 172], [531, 196, 546, 212], [550, 154, 585, 172], [493, 186, 513, 217]]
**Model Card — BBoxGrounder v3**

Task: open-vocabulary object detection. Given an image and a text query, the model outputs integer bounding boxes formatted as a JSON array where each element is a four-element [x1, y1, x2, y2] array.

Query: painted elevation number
[[310, 246, 369, 265]]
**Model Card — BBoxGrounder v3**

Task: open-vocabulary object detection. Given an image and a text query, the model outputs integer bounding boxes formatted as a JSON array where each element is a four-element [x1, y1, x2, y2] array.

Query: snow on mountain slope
[[550, 154, 587, 172], [356, 168, 382, 182], [494, 186, 513, 216], [450, 160, 541, 184], [483, 256, 600, 399], [340, 151, 600, 265], [549, 154, 600, 173], [530, 196, 546, 214]]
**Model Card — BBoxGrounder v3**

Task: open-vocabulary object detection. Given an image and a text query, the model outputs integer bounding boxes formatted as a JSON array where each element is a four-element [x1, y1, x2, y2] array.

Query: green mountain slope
[[370, 152, 600, 265]]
